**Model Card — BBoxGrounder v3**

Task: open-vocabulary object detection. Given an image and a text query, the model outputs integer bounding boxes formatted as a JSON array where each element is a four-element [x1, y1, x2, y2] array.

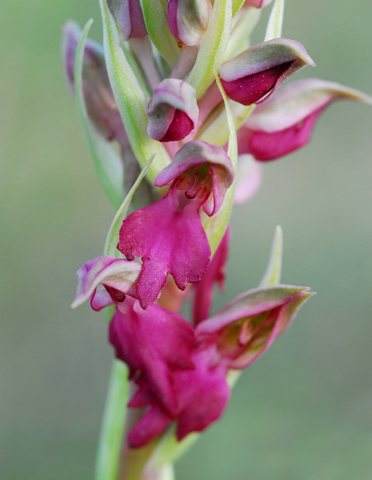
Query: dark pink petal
[[109, 297, 196, 415], [147, 79, 198, 142], [193, 227, 230, 325], [238, 78, 372, 161], [72, 256, 141, 310], [238, 108, 322, 161], [107, 0, 147, 41], [196, 285, 314, 369], [155, 141, 234, 216], [219, 39, 314, 106], [160, 110, 194, 142], [174, 348, 230, 440], [117, 188, 211, 308], [128, 405, 172, 448], [127, 347, 230, 446]]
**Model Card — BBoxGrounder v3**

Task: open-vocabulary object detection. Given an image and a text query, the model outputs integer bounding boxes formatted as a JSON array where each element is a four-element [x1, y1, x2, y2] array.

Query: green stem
[[95, 360, 129, 480]]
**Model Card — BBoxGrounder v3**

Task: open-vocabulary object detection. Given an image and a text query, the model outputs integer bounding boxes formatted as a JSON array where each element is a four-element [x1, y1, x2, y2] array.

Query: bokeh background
[[1, 0, 372, 479]]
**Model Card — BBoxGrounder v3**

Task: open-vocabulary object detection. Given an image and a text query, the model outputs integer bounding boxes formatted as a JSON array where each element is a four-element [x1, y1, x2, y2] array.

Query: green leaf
[[99, 0, 171, 182], [75, 20, 124, 210], [186, 0, 232, 99], [260, 225, 283, 286], [139, 0, 180, 67], [264, 0, 285, 41]]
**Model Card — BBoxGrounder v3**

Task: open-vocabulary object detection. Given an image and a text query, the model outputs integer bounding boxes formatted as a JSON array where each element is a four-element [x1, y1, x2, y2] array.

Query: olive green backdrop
[[1, 0, 372, 479]]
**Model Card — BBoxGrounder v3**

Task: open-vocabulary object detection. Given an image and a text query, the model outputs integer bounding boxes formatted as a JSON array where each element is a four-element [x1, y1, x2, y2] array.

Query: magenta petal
[[160, 109, 194, 142], [174, 349, 230, 440], [117, 189, 211, 308], [239, 107, 323, 161], [193, 227, 230, 325], [109, 297, 196, 414], [128, 405, 172, 448]]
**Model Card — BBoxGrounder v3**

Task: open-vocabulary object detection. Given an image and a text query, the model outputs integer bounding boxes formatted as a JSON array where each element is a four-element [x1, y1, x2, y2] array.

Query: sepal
[[196, 285, 314, 368]]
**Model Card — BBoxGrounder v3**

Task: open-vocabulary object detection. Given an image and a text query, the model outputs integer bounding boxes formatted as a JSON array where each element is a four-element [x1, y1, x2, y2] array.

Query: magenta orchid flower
[[117, 141, 234, 308], [126, 285, 313, 447], [238, 78, 372, 160], [72, 254, 312, 449], [219, 38, 314, 106], [147, 79, 199, 142]]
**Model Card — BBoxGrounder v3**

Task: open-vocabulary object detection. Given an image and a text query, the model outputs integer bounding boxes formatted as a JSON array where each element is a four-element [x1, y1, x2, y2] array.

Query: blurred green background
[[1, 0, 372, 479]]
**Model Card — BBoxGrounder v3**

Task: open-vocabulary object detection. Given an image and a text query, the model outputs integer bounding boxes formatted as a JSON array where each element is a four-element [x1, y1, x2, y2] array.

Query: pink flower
[[238, 78, 372, 160], [118, 141, 234, 308], [126, 284, 313, 447]]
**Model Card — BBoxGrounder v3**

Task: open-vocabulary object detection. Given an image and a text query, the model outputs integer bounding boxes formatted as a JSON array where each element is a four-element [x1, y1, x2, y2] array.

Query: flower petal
[[117, 188, 211, 308], [109, 297, 196, 415]]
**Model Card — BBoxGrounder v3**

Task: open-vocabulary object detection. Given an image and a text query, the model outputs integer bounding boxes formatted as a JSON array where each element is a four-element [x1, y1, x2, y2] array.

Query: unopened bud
[[147, 79, 199, 142], [219, 38, 314, 106]]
